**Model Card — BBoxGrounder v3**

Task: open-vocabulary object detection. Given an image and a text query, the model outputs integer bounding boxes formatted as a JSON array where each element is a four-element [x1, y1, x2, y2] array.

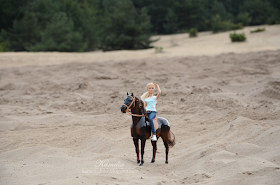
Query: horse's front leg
[[139, 138, 146, 166], [151, 140, 157, 163], [133, 138, 140, 163]]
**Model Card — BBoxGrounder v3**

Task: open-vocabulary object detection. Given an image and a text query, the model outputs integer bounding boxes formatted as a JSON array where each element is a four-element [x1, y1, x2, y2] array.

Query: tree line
[[0, 0, 279, 52]]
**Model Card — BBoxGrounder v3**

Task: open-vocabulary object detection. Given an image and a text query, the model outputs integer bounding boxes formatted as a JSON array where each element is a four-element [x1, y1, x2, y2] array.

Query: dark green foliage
[[2, 0, 100, 52], [0, 30, 11, 52], [173, 0, 204, 32], [241, 0, 279, 25], [189, 28, 198, 38], [237, 12, 252, 26], [211, 0, 232, 21], [211, 14, 243, 33], [100, 0, 154, 51], [0, 0, 280, 51], [250, 28, 266, 33], [9, 12, 40, 51], [230, 32, 246, 42], [131, 0, 279, 33], [0, 0, 26, 32], [28, 12, 86, 51], [163, 9, 178, 34]]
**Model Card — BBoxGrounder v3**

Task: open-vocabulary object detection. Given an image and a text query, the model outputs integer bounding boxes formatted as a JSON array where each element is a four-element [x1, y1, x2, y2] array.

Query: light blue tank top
[[145, 96, 157, 112]]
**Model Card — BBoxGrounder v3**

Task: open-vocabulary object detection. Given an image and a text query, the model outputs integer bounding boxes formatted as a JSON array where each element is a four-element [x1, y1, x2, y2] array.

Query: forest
[[0, 0, 279, 52]]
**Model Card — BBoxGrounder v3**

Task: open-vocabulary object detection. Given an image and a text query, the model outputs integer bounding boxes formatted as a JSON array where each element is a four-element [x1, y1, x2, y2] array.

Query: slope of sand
[[0, 25, 280, 185], [0, 25, 280, 68]]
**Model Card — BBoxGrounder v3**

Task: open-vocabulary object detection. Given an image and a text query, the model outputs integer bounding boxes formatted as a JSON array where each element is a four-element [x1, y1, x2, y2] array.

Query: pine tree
[[241, 0, 278, 25], [9, 12, 40, 51], [100, 0, 154, 51], [28, 12, 86, 52], [163, 9, 179, 34]]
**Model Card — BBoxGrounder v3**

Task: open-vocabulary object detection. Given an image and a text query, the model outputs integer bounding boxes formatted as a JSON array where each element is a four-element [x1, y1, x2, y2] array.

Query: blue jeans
[[147, 111, 156, 135]]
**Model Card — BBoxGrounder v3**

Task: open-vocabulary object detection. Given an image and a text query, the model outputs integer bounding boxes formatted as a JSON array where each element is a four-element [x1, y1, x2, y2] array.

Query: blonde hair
[[141, 82, 155, 103]]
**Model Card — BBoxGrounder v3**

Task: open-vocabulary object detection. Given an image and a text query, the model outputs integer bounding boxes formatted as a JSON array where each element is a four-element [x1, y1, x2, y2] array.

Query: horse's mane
[[135, 96, 147, 116]]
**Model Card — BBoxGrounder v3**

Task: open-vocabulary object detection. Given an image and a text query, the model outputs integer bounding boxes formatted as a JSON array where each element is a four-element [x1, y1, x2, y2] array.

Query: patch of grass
[[0, 30, 11, 52], [180, 29, 188, 33], [230, 32, 246, 42], [189, 28, 198, 38], [250, 28, 266, 33], [211, 14, 243, 33], [154, 46, 163, 53]]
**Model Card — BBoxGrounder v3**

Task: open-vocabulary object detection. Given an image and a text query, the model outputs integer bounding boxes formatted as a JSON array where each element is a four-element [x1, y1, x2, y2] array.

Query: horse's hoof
[[165, 160, 168, 164], [139, 163, 143, 166], [151, 159, 155, 163], [137, 159, 140, 163]]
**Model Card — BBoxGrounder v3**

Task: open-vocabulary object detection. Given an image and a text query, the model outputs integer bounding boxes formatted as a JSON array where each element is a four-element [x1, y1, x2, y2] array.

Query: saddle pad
[[134, 116, 170, 135], [146, 117, 170, 135], [151, 117, 173, 135]]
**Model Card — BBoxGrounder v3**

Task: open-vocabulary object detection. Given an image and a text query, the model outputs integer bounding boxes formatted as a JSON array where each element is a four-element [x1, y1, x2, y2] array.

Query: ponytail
[[141, 91, 149, 101]]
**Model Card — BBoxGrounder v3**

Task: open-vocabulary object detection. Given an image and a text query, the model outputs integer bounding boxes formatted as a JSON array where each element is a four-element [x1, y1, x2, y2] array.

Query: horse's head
[[121, 92, 135, 113]]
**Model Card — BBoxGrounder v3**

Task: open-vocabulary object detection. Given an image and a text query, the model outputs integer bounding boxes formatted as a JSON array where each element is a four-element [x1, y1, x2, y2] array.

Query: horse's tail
[[167, 130, 175, 147]]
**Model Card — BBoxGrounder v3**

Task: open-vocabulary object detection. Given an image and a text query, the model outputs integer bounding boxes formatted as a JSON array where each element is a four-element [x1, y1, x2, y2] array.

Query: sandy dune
[[0, 25, 280, 185], [0, 25, 280, 68]]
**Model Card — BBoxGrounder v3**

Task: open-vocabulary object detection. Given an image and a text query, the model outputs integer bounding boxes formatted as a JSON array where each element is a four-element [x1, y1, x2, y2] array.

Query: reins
[[123, 95, 146, 117]]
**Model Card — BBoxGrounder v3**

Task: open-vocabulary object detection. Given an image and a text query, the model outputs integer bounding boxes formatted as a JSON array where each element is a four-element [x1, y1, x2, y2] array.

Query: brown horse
[[121, 92, 175, 166]]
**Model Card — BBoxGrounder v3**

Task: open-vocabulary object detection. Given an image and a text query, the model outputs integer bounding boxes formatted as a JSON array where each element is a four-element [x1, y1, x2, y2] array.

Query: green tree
[[1, 0, 280, 51], [4, 0, 100, 52], [219, 0, 245, 17], [174, 0, 204, 31], [100, 0, 154, 51], [163, 9, 178, 34], [0, 30, 11, 51], [211, 0, 232, 20], [28, 12, 86, 52], [0, 0, 27, 32], [211, 14, 242, 33], [237, 12, 251, 26], [132, 0, 175, 34], [9, 12, 41, 51], [241, 0, 278, 25]]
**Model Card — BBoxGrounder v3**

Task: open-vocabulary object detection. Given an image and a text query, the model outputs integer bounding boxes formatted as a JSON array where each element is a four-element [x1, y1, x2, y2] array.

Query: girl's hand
[[153, 83, 158, 86]]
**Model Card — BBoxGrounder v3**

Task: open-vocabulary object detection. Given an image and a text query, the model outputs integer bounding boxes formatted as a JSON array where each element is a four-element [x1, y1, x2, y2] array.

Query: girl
[[141, 82, 161, 141]]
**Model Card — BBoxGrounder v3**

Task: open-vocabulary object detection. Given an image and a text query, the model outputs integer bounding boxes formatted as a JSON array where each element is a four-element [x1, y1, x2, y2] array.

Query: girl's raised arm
[[154, 83, 161, 100]]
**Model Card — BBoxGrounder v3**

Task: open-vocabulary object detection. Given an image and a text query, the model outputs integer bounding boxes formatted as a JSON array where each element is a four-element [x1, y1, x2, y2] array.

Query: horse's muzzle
[[120, 105, 127, 113]]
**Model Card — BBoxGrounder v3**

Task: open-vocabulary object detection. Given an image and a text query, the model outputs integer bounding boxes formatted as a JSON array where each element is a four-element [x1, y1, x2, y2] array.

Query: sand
[[0, 25, 280, 185]]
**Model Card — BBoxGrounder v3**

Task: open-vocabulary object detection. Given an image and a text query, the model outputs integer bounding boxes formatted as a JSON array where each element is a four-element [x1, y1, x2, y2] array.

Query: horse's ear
[[127, 92, 129, 95], [131, 92, 134, 96]]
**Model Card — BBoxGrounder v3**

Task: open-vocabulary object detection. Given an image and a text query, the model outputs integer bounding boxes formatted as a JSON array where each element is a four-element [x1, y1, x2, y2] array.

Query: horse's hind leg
[[163, 140, 169, 164], [133, 138, 140, 163], [140, 138, 146, 166], [151, 140, 157, 163], [161, 125, 170, 164]]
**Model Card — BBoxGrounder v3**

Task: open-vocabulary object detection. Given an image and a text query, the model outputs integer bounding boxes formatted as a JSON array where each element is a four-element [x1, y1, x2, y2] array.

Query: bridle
[[123, 95, 146, 117]]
